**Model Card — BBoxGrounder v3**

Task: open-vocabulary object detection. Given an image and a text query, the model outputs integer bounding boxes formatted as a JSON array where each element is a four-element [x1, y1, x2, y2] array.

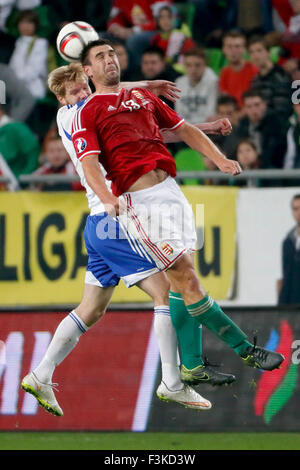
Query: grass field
[[0, 432, 300, 450]]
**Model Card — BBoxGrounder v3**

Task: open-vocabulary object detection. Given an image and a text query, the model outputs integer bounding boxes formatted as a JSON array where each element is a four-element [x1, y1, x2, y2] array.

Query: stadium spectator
[[236, 138, 260, 170], [236, 0, 264, 36], [151, 4, 195, 69], [0, 63, 36, 121], [208, 94, 241, 159], [191, 0, 238, 46], [0, 0, 41, 31], [281, 0, 300, 60], [175, 47, 218, 124], [284, 103, 300, 169], [278, 194, 300, 305], [107, 0, 173, 68], [0, 105, 39, 177], [139, 46, 181, 108], [236, 88, 287, 169], [33, 134, 82, 191], [112, 41, 138, 81], [219, 30, 258, 107], [42, 0, 112, 34], [8, 9, 49, 99], [248, 35, 293, 121], [0, 1, 42, 63]]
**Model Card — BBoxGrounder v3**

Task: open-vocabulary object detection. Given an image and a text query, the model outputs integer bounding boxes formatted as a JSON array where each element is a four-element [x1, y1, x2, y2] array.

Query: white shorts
[[119, 177, 197, 271]]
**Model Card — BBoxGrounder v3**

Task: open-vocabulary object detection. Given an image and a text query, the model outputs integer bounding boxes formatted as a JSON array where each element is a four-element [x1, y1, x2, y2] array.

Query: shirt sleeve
[[71, 102, 101, 161], [148, 91, 185, 131]]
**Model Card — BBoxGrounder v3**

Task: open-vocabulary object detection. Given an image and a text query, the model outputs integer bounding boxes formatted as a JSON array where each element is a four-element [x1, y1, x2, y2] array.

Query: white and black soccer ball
[[56, 21, 99, 62]]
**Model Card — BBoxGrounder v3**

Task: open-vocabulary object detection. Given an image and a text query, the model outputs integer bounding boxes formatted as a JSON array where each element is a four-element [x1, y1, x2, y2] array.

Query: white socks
[[154, 306, 183, 391], [33, 311, 88, 384], [33, 307, 182, 391]]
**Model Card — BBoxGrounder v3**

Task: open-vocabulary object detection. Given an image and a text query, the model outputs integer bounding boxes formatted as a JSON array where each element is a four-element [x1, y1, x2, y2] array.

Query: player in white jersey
[[21, 64, 235, 417]]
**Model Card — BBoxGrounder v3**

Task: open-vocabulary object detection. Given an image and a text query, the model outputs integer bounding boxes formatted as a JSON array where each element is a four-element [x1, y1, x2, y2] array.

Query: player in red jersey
[[72, 40, 284, 401]]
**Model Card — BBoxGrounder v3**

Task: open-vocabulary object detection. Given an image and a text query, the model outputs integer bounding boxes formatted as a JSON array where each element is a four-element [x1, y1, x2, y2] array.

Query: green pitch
[[0, 432, 300, 450]]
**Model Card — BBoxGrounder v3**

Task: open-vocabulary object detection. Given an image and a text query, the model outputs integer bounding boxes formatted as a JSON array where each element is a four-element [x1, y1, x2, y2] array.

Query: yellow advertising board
[[0, 188, 238, 306]]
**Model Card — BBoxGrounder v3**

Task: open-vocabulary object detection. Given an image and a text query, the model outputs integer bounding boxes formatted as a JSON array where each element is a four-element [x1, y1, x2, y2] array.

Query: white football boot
[[156, 381, 212, 410], [21, 371, 63, 417]]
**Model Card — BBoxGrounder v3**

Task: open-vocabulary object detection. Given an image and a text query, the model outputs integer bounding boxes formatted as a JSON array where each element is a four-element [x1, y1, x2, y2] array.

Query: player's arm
[[161, 118, 232, 143], [174, 121, 241, 176], [71, 106, 120, 215], [81, 155, 120, 215], [121, 80, 181, 103]]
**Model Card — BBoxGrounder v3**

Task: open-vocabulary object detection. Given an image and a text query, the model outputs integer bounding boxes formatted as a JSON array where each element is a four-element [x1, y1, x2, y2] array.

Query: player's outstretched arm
[[121, 80, 181, 103], [81, 155, 120, 215], [174, 121, 241, 176], [161, 118, 232, 143]]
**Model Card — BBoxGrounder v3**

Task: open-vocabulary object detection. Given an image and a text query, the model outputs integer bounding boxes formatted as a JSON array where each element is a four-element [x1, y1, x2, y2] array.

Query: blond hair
[[48, 63, 88, 97]]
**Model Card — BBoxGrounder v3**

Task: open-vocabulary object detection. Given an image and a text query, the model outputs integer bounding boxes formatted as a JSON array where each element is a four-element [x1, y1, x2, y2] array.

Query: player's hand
[[216, 157, 242, 176], [104, 195, 127, 217], [209, 118, 232, 136], [147, 80, 181, 102]]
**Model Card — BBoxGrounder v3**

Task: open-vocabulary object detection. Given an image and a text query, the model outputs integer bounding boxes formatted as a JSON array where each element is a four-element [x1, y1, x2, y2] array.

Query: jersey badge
[[161, 242, 174, 255], [74, 137, 87, 154]]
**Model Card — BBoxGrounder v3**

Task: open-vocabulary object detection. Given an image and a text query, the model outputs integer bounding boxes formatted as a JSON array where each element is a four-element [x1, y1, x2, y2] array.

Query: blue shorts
[[84, 213, 159, 288]]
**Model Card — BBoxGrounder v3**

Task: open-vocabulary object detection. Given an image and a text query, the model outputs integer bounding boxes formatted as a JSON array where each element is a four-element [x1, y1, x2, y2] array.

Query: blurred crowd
[[0, 0, 300, 191]]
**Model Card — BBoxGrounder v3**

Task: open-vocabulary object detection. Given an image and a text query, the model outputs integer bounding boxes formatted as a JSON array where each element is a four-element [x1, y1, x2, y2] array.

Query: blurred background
[[1, 0, 300, 442]]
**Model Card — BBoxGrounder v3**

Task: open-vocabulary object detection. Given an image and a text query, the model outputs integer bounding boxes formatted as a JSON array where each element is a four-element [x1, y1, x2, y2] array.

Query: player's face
[[248, 43, 269, 67], [59, 80, 91, 106], [243, 97, 266, 123], [223, 37, 246, 63], [184, 56, 206, 84], [292, 198, 300, 225], [84, 45, 120, 86]]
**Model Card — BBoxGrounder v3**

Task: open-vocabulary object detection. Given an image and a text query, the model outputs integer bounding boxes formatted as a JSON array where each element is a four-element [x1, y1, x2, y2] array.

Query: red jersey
[[72, 88, 184, 196]]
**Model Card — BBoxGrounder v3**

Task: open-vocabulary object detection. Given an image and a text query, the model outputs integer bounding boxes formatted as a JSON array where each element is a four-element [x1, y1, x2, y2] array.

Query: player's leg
[[137, 272, 211, 410], [137, 272, 181, 390], [168, 252, 235, 385], [166, 253, 284, 371], [21, 284, 114, 416], [168, 286, 235, 386]]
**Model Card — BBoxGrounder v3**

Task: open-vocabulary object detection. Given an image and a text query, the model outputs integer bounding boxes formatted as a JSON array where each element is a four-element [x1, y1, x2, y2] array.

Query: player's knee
[[177, 268, 200, 296], [76, 307, 106, 327]]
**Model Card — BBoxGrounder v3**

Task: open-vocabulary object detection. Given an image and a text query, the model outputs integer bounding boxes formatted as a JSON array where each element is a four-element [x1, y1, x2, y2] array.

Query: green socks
[[169, 292, 204, 369], [186, 295, 252, 355]]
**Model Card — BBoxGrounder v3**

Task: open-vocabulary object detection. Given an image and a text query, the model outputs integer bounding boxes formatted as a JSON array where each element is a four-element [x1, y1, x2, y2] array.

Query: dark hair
[[248, 35, 270, 51], [223, 29, 246, 44], [242, 88, 266, 102], [292, 194, 300, 204], [217, 94, 239, 109], [183, 46, 206, 61], [80, 39, 114, 65], [142, 45, 165, 60], [157, 5, 173, 16], [237, 138, 258, 152], [16, 9, 40, 30]]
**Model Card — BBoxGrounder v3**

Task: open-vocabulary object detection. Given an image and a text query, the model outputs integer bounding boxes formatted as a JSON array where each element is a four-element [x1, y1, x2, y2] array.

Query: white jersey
[[57, 102, 111, 215]]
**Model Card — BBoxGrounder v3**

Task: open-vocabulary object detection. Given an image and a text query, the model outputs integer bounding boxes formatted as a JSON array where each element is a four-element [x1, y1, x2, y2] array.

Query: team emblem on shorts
[[161, 242, 174, 255], [74, 137, 87, 154]]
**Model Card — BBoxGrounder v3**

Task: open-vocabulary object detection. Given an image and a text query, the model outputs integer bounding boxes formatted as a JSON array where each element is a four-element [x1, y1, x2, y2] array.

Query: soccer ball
[[56, 21, 99, 62]]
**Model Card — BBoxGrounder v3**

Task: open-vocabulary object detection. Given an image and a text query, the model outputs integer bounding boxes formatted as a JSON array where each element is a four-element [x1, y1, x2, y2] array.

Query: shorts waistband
[[122, 176, 174, 198]]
